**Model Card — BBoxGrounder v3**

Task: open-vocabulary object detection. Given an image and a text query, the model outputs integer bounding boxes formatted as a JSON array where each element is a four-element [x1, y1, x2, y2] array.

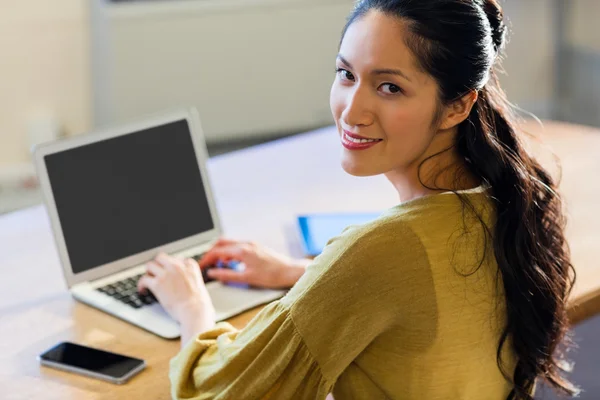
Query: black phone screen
[[39, 342, 145, 379]]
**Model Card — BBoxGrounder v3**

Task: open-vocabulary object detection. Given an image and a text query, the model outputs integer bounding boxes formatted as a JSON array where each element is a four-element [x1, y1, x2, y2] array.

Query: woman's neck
[[385, 151, 481, 203]]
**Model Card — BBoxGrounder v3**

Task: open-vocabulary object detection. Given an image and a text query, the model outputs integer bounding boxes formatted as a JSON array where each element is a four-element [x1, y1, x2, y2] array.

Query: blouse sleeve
[[169, 301, 333, 400], [169, 220, 425, 399]]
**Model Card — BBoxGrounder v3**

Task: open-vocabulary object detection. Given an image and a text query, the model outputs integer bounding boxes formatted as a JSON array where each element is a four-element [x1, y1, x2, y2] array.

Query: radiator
[[90, 0, 354, 143]]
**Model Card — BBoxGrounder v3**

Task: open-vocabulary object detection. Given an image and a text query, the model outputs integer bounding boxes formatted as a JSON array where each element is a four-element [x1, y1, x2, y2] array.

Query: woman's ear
[[438, 91, 478, 130]]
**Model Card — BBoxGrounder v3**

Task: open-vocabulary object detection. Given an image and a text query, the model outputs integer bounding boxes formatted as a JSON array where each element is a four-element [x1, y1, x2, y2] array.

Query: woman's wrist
[[177, 301, 216, 348], [280, 259, 310, 288]]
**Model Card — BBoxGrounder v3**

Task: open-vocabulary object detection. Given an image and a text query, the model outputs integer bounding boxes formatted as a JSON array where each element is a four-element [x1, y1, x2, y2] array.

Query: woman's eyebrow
[[372, 68, 412, 82], [336, 54, 412, 82]]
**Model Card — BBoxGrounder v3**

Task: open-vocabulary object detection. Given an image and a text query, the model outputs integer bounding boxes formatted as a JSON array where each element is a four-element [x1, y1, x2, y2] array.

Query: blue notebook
[[297, 212, 381, 257]]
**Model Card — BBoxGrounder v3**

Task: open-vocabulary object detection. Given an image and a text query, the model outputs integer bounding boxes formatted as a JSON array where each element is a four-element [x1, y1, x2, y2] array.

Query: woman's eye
[[379, 83, 403, 95], [336, 68, 355, 81]]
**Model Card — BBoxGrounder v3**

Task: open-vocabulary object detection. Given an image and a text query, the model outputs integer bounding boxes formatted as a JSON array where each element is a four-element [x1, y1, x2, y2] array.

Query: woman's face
[[330, 11, 442, 178]]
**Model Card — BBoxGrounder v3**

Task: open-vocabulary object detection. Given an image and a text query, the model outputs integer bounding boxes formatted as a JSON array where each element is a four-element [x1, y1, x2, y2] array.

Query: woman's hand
[[137, 253, 215, 325], [198, 238, 309, 289]]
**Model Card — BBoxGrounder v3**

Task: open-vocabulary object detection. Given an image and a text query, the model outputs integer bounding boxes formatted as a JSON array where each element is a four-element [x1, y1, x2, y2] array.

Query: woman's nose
[[341, 88, 373, 127]]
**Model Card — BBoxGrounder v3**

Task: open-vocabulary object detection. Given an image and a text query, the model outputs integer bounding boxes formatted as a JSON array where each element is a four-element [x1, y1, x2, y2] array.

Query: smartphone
[[38, 341, 146, 384]]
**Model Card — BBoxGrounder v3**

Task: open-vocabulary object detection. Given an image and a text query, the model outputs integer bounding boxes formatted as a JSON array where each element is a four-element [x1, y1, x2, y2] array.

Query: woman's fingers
[[213, 237, 239, 247], [198, 244, 250, 268], [137, 274, 156, 294], [207, 268, 249, 284], [139, 253, 184, 294], [184, 258, 203, 280], [155, 252, 184, 270], [146, 260, 165, 277]]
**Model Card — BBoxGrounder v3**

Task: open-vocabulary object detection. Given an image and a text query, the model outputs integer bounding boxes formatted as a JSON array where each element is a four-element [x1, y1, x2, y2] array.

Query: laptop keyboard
[[194, 253, 217, 283], [96, 273, 157, 309], [96, 252, 212, 309]]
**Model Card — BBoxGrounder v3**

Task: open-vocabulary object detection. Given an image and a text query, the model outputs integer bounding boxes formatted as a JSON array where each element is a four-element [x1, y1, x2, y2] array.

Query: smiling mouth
[[342, 130, 383, 144], [340, 130, 383, 151]]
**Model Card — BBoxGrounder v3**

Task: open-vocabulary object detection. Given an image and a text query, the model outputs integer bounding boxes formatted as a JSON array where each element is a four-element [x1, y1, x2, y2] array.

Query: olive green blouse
[[169, 186, 516, 399]]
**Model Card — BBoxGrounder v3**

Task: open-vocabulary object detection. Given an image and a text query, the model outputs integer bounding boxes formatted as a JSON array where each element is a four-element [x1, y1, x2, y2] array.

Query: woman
[[138, 0, 579, 398]]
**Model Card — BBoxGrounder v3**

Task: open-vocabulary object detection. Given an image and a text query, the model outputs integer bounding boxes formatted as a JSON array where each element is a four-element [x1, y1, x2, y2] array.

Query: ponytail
[[456, 72, 579, 399]]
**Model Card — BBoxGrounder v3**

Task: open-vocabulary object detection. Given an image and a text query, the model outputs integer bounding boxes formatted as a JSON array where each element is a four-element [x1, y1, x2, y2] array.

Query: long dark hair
[[342, 1, 578, 398]]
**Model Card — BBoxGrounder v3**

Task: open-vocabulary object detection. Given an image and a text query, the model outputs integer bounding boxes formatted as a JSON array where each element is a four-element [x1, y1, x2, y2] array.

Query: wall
[[91, 0, 353, 143], [568, 0, 600, 52], [0, 1, 91, 167], [561, 0, 600, 126], [500, 0, 555, 117]]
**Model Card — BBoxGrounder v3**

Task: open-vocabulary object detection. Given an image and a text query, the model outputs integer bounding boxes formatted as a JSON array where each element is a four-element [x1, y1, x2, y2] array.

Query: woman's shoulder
[[381, 187, 495, 231], [284, 207, 432, 318], [304, 188, 495, 280], [321, 189, 495, 258], [320, 212, 424, 263]]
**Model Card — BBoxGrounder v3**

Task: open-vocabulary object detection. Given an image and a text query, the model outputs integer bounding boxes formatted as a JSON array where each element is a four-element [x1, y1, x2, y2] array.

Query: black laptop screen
[[44, 119, 215, 274]]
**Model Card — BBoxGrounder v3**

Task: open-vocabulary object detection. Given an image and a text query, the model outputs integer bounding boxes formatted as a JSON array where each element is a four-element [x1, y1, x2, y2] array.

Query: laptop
[[33, 108, 286, 339]]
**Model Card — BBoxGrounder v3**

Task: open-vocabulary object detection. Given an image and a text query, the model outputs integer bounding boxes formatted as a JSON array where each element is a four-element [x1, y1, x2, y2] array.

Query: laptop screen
[[44, 119, 215, 274]]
